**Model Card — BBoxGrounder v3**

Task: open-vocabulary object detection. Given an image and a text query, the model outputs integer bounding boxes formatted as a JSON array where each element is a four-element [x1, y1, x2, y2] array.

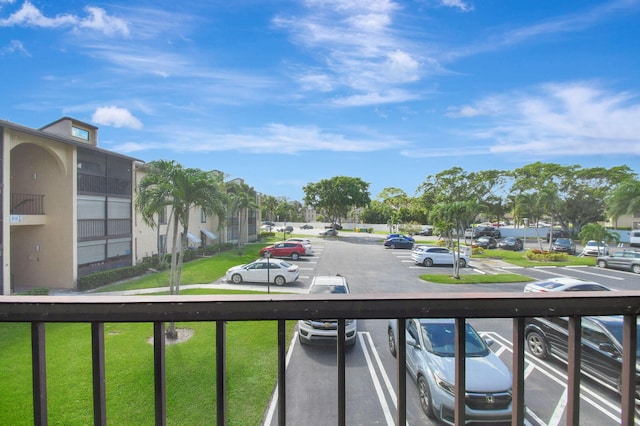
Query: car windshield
[[309, 285, 348, 294], [419, 322, 488, 357]]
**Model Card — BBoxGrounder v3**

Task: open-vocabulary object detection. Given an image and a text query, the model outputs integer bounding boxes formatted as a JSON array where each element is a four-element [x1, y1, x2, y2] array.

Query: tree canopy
[[303, 176, 370, 225]]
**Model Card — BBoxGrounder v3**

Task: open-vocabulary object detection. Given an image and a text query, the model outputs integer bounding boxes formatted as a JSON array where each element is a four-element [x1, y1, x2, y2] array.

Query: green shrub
[[525, 250, 568, 262]]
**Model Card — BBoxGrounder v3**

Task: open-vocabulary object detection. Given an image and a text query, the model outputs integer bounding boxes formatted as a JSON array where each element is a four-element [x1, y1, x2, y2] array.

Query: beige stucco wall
[[8, 133, 76, 290]]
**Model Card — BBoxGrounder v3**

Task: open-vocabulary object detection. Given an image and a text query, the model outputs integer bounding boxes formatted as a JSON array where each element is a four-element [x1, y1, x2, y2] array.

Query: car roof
[[309, 275, 349, 294], [529, 277, 608, 289]]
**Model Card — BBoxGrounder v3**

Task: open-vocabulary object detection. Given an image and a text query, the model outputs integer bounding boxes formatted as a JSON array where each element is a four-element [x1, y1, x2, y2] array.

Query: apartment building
[[1, 117, 258, 294]]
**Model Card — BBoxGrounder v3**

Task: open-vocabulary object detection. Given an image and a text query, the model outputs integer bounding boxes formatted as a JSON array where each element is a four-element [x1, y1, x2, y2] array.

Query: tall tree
[[136, 160, 225, 339], [430, 200, 477, 279], [303, 176, 370, 226], [606, 178, 640, 221], [227, 181, 258, 254]]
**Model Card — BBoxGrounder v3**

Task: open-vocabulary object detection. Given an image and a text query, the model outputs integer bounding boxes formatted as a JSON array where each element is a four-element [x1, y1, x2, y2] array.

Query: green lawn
[[420, 273, 534, 284]]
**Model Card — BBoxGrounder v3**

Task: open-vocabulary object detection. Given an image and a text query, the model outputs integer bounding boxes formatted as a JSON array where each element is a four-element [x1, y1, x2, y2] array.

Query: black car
[[383, 237, 414, 249], [551, 237, 576, 255], [525, 315, 640, 399], [300, 224, 314, 229], [475, 236, 498, 249], [498, 237, 523, 251]]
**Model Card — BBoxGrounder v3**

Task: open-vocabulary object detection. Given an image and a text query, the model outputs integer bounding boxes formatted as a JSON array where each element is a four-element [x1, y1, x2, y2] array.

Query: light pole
[[265, 251, 271, 294], [523, 218, 529, 249]]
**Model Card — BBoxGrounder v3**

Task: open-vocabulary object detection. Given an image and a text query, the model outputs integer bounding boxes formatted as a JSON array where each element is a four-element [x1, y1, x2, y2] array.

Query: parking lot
[[234, 232, 640, 426]]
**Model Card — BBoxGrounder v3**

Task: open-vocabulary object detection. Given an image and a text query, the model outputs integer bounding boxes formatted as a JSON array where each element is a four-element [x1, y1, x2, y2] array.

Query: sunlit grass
[[420, 273, 534, 284]]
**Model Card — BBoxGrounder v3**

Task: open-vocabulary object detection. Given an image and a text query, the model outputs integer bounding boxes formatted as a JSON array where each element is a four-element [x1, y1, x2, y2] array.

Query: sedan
[[384, 237, 414, 249], [276, 225, 294, 233], [475, 236, 497, 249], [387, 318, 513, 424], [411, 246, 469, 268], [523, 277, 611, 292], [387, 233, 415, 242], [498, 237, 523, 251], [597, 251, 640, 274], [319, 229, 338, 237], [224, 258, 299, 286], [525, 315, 640, 400], [300, 224, 314, 229], [581, 240, 609, 256], [259, 242, 306, 260], [551, 237, 576, 255]]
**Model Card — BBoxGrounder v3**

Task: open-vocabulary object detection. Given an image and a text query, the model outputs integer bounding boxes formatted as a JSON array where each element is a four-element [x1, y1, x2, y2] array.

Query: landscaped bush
[[525, 249, 569, 262]]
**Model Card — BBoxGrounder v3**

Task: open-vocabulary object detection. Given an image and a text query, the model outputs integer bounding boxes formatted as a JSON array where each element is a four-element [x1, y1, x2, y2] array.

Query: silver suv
[[298, 276, 357, 346]]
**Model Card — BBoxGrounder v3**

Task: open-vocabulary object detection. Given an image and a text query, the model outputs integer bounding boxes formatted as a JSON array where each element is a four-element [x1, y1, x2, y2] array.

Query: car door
[[244, 262, 268, 282], [580, 318, 621, 390], [608, 252, 626, 269], [271, 243, 287, 257], [405, 319, 422, 379], [432, 247, 452, 265]]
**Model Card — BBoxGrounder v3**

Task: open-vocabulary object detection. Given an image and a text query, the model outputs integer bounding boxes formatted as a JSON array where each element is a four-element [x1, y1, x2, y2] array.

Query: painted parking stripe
[[358, 332, 396, 426]]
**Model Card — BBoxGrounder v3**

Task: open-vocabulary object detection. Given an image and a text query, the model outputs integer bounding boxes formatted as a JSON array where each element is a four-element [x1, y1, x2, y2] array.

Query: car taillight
[[288, 268, 297, 272]]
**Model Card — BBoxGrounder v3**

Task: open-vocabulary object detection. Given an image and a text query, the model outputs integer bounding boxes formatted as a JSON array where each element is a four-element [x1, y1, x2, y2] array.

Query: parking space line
[[568, 269, 625, 280], [358, 332, 396, 426]]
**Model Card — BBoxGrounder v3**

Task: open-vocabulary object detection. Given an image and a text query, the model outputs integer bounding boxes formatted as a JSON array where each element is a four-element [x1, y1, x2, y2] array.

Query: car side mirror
[[599, 342, 618, 355], [484, 337, 495, 347], [407, 335, 421, 350]]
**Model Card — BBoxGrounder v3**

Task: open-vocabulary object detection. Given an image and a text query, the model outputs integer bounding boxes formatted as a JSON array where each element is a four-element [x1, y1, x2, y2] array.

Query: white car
[[411, 246, 469, 268], [581, 240, 609, 256], [298, 276, 357, 346], [286, 238, 313, 255], [523, 277, 611, 292], [224, 258, 299, 286]]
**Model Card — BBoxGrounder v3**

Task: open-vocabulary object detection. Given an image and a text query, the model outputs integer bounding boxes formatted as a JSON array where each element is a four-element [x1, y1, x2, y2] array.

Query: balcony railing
[[10, 193, 45, 215], [1, 291, 639, 426]]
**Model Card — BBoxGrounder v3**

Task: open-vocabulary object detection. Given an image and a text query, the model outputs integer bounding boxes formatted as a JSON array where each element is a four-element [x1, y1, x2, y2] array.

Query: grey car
[[597, 251, 640, 274], [387, 318, 512, 425]]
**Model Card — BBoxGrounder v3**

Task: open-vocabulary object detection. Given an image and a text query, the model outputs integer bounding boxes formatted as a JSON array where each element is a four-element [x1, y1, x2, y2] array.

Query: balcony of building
[[9, 193, 46, 225], [1, 291, 639, 426]]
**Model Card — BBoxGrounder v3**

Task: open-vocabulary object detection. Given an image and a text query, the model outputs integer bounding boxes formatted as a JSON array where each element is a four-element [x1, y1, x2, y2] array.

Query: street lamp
[[265, 251, 271, 295]]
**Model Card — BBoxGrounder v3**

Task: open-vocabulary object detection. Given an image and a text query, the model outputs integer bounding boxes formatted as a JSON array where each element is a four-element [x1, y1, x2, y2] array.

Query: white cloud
[[113, 123, 402, 155], [0, 39, 28, 56], [440, 0, 474, 12], [449, 82, 640, 157], [92, 106, 143, 129], [0, 2, 129, 36]]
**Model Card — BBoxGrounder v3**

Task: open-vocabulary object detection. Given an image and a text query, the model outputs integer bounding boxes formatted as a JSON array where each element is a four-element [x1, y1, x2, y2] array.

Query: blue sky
[[1, 0, 639, 202]]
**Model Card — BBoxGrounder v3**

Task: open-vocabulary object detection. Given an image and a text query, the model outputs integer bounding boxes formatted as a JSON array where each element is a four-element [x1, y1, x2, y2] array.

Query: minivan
[[630, 230, 640, 248]]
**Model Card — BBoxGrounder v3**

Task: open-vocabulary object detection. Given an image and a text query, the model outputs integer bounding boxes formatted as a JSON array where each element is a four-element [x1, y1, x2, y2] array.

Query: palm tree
[[430, 201, 476, 279], [136, 160, 226, 339], [607, 179, 640, 223], [227, 181, 258, 255]]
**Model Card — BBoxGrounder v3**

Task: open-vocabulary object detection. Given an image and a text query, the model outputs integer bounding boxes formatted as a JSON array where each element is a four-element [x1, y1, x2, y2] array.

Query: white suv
[[298, 276, 357, 346]]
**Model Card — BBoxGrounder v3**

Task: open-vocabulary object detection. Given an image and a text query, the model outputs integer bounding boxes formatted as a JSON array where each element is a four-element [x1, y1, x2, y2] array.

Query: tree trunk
[[166, 214, 181, 340]]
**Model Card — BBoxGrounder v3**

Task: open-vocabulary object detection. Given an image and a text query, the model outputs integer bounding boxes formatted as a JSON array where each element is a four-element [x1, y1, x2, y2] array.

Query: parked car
[[551, 237, 576, 255], [259, 241, 306, 260], [523, 277, 611, 293], [597, 251, 640, 274], [260, 224, 273, 232], [384, 237, 414, 249], [417, 227, 433, 236], [286, 238, 313, 255], [411, 246, 469, 268], [387, 318, 513, 424], [319, 228, 339, 237], [224, 258, 299, 285], [475, 236, 498, 249], [498, 237, 523, 251], [465, 226, 501, 239], [525, 315, 640, 400], [276, 225, 294, 233], [386, 233, 415, 242], [298, 275, 357, 346], [546, 229, 569, 242], [300, 224, 314, 229], [261, 220, 275, 226], [324, 223, 343, 230], [630, 230, 640, 248], [581, 240, 609, 256]]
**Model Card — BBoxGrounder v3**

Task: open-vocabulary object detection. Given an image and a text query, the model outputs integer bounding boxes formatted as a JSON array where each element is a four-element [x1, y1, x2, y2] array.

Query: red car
[[259, 242, 306, 260]]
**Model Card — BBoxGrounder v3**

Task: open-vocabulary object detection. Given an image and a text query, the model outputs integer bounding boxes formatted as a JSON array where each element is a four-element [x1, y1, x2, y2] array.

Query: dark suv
[[474, 226, 501, 238], [525, 315, 640, 399], [546, 229, 569, 242]]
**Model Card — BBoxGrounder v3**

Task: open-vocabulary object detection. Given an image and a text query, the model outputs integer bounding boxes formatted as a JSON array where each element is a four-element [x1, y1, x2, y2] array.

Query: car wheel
[[458, 258, 467, 268], [632, 264, 640, 274], [417, 376, 436, 419], [423, 258, 434, 267], [526, 331, 549, 359], [290, 253, 299, 260], [390, 244, 396, 249], [388, 327, 397, 358], [597, 260, 607, 268], [231, 274, 243, 284], [274, 275, 286, 286]]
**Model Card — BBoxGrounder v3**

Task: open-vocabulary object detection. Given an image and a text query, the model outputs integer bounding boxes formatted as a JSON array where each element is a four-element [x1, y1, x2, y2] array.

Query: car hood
[[226, 264, 247, 273], [430, 352, 512, 392]]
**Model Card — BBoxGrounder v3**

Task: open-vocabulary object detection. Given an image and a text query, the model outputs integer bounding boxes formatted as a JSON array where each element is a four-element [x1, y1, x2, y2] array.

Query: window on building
[[72, 126, 90, 140], [201, 209, 207, 223], [158, 207, 167, 225]]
